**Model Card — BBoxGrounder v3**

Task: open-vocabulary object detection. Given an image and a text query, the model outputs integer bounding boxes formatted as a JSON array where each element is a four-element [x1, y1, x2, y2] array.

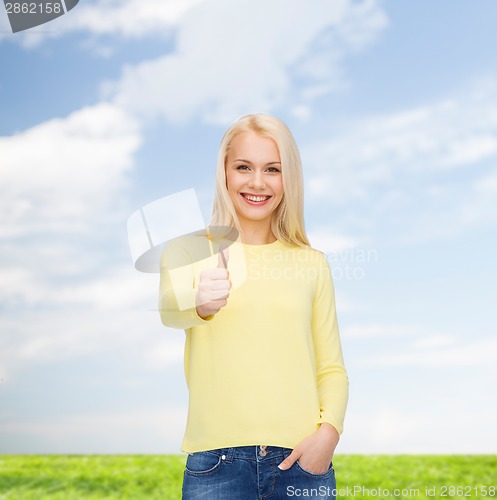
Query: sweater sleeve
[[311, 251, 349, 435], [158, 238, 215, 330]]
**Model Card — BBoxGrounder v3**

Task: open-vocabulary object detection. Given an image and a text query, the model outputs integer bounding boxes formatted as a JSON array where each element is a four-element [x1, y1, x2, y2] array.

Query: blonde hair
[[208, 113, 310, 248]]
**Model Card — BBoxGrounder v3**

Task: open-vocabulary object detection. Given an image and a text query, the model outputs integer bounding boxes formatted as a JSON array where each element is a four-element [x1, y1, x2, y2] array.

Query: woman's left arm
[[278, 422, 339, 474], [278, 251, 349, 473]]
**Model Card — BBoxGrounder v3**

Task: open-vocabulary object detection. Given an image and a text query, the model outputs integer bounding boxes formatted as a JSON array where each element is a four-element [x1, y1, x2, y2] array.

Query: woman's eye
[[235, 165, 280, 172]]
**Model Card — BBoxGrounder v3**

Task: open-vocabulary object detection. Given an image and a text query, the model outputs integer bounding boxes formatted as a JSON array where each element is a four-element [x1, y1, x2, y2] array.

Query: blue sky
[[1, 0, 496, 454]]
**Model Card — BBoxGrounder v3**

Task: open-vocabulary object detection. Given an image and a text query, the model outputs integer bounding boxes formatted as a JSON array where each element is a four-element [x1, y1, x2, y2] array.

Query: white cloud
[[0, 284, 168, 382], [302, 78, 497, 242], [69, 0, 205, 37], [1, 308, 117, 365], [304, 84, 497, 203], [54, 267, 156, 310], [346, 324, 422, 338], [0, 102, 152, 382], [441, 135, 497, 167], [303, 81, 497, 199], [0, 0, 206, 49], [0, 101, 148, 383], [0, 406, 188, 453], [343, 406, 497, 453], [101, 0, 387, 124], [0, 262, 159, 311], [357, 336, 497, 367], [460, 168, 497, 226], [0, 102, 141, 238], [410, 334, 456, 350], [141, 334, 185, 370], [307, 227, 359, 254], [2, 1, 388, 124]]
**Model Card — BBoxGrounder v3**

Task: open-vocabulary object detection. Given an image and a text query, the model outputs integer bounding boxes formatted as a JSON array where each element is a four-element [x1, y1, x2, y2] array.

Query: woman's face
[[225, 130, 284, 227]]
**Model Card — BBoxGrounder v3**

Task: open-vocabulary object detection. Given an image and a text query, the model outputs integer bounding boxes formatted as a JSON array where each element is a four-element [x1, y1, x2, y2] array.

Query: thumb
[[217, 242, 229, 269], [278, 450, 299, 470]]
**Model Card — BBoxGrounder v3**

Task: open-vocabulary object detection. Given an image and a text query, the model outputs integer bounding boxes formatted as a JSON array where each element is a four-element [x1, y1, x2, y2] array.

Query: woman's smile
[[240, 193, 273, 205]]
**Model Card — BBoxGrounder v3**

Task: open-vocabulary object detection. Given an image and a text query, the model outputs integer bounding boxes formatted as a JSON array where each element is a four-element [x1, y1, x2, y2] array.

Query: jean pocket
[[185, 450, 223, 476], [295, 458, 334, 478]]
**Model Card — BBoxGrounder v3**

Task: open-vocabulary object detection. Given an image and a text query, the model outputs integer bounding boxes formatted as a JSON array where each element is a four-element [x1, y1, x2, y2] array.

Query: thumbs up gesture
[[195, 243, 231, 319]]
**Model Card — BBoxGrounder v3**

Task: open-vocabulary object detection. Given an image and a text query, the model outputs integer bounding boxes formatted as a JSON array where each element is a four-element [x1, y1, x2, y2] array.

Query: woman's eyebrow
[[233, 159, 281, 165]]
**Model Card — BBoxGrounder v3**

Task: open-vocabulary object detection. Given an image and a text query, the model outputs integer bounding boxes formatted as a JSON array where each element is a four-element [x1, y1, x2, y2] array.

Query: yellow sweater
[[158, 235, 349, 453]]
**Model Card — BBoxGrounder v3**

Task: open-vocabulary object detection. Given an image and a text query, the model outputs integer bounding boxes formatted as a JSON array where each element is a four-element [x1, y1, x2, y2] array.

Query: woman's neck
[[237, 222, 276, 245]]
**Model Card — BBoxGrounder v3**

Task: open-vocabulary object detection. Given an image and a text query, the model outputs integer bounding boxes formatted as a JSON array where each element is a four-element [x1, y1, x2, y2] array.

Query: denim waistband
[[193, 445, 292, 462]]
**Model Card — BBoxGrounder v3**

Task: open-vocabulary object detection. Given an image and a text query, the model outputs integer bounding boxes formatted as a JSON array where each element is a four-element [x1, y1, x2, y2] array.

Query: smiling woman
[[158, 113, 349, 500]]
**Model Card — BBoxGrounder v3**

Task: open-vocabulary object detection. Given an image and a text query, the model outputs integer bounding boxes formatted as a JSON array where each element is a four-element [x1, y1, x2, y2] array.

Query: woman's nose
[[248, 171, 265, 189]]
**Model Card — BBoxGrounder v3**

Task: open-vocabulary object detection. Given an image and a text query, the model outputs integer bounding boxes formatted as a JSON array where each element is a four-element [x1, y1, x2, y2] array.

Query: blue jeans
[[182, 445, 336, 499]]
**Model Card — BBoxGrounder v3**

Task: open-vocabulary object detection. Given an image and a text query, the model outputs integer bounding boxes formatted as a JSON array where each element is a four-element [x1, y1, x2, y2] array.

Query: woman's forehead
[[228, 131, 280, 159]]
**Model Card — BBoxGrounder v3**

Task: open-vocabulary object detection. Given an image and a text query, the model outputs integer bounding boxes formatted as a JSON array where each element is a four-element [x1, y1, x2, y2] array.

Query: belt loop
[[224, 447, 235, 463]]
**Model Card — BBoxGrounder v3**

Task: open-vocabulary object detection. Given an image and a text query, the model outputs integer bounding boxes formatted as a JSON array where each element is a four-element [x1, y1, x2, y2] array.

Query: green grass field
[[0, 455, 495, 499]]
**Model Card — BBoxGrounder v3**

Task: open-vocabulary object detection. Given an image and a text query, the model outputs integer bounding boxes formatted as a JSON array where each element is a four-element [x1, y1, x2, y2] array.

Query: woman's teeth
[[241, 194, 270, 202]]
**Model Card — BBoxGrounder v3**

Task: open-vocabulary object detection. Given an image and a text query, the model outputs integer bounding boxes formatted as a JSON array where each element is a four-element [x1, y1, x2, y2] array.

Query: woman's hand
[[277, 423, 339, 474], [195, 244, 231, 319]]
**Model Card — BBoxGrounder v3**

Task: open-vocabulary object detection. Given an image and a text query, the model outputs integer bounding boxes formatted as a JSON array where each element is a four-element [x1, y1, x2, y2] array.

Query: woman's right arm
[[159, 237, 231, 329], [158, 239, 215, 330]]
